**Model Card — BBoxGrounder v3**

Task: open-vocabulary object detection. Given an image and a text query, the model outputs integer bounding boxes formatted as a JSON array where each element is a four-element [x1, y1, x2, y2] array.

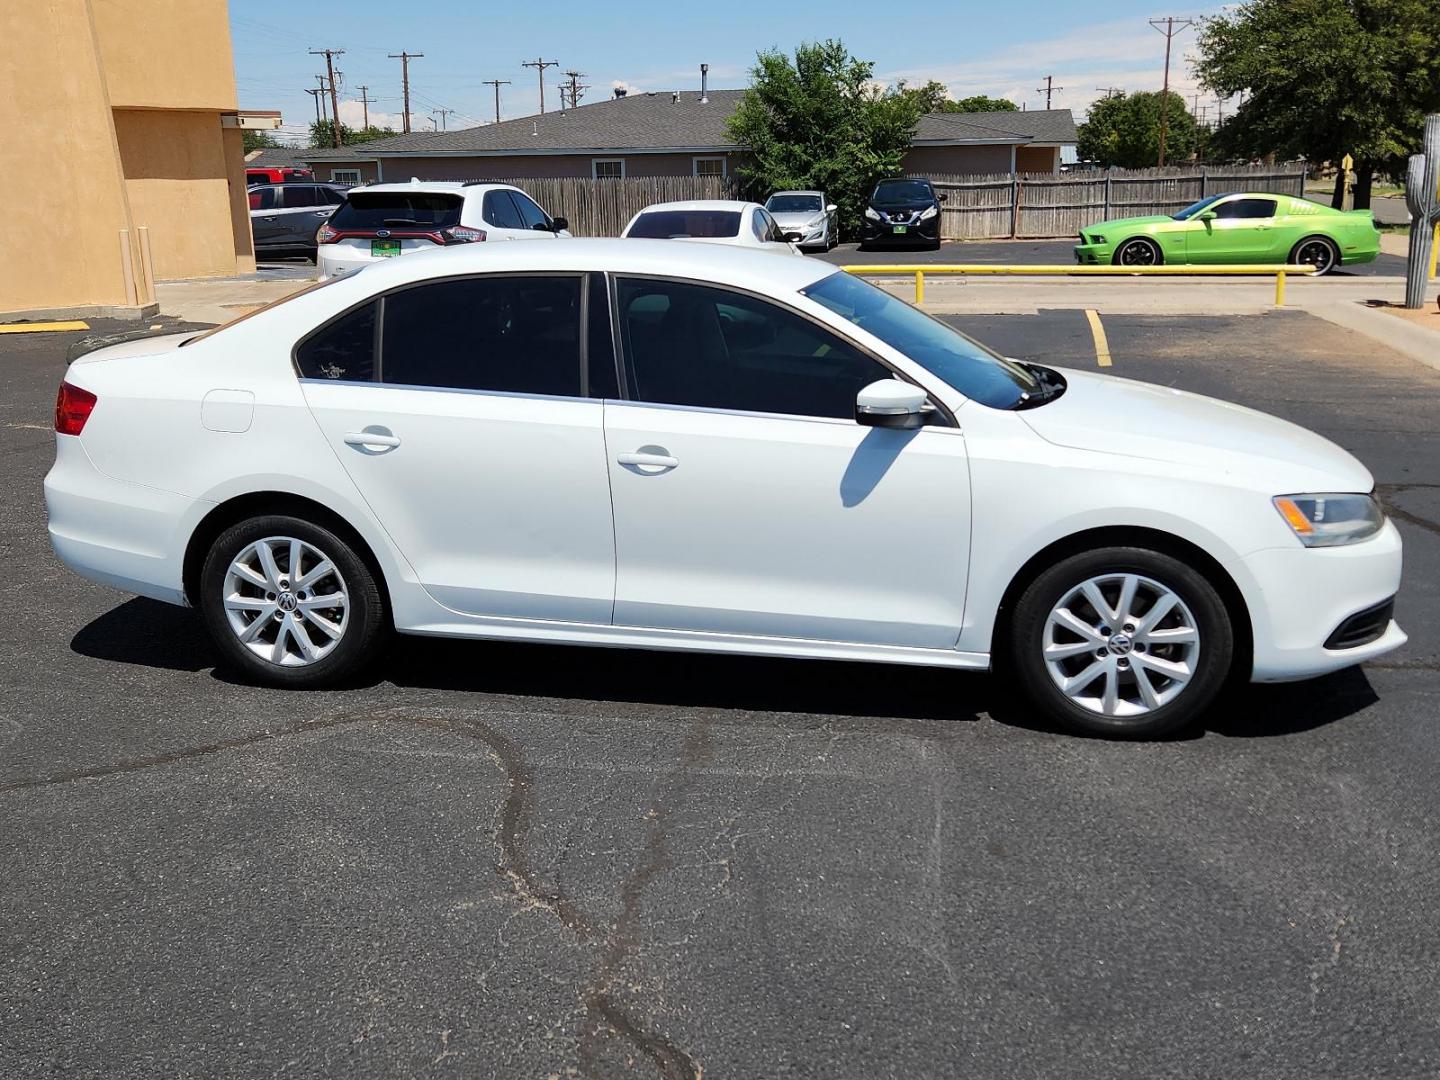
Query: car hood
[[770, 211, 825, 227], [870, 200, 935, 212], [1019, 367, 1373, 492], [1083, 215, 1174, 234]]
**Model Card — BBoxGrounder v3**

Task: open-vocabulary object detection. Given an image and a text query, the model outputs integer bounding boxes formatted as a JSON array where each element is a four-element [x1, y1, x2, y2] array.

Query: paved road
[[2, 313, 1439, 1079], [818, 239, 1409, 278]]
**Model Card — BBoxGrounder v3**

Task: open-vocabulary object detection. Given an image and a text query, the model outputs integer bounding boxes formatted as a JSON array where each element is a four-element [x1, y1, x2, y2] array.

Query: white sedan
[[45, 240, 1404, 737], [621, 200, 799, 254]]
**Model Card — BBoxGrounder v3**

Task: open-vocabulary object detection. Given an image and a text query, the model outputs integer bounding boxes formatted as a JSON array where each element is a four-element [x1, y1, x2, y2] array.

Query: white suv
[[316, 181, 570, 279]]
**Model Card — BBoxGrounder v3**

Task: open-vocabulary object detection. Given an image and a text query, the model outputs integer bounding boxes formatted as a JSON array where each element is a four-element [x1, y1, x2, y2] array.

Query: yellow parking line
[[0, 320, 90, 334], [1084, 309, 1112, 367]]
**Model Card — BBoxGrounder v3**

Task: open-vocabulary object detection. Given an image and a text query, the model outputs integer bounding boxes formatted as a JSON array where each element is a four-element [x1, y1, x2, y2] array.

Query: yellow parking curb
[[0, 321, 90, 334], [1084, 309, 1112, 367]]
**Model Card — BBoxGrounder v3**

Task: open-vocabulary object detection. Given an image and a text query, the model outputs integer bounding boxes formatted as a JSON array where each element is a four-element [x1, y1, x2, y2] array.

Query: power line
[[521, 57, 559, 114], [431, 107, 455, 131], [562, 70, 589, 110], [355, 85, 375, 129], [388, 51, 424, 133], [1149, 16, 1193, 166], [309, 48, 345, 146], [482, 78, 511, 123], [1095, 86, 1123, 100]]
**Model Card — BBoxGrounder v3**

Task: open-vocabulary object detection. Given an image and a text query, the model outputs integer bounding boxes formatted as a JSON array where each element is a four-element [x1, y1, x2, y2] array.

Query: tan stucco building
[[0, 0, 259, 320]]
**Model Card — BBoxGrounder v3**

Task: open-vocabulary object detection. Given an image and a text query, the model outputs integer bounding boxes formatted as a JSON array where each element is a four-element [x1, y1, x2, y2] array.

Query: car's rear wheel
[[1007, 547, 1233, 738], [1290, 236, 1339, 276], [1113, 238, 1162, 267], [199, 514, 387, 688]]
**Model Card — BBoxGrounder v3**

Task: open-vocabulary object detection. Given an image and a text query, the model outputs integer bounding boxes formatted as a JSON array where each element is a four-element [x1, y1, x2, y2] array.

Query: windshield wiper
[[381, 217, 432, 227]]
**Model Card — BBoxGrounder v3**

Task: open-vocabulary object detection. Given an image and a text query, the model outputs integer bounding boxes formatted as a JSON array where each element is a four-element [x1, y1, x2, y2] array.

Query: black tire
[[1006, 546, 1234, 738], [199, 514, 388, 688], [1289, 235, 1339, 276], [1112, 237, 1162, 267]]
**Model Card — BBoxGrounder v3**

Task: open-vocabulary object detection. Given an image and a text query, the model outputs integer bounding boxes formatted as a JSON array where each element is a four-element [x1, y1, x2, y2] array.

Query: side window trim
[[607, 273, 955, 427]]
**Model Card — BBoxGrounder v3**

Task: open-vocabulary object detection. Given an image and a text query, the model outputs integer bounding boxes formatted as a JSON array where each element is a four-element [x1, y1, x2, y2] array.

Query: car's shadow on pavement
[[72, 598, 1379, 737]]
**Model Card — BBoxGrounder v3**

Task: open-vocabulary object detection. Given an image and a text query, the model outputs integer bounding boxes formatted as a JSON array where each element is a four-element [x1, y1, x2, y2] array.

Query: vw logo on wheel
[[277, 591, 299, 612]]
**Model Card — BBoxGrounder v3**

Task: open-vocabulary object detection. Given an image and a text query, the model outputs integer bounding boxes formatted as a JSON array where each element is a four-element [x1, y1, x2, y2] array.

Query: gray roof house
[[298, 89, 1076, 184]]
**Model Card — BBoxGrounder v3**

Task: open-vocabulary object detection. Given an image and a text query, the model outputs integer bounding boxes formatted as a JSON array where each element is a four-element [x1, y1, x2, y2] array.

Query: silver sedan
[[764, 191, 838, 251]]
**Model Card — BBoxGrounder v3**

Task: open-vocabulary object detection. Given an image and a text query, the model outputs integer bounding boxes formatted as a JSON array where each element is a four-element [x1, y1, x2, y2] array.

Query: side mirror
[[1197, 210, 1217, 221], [856, 379, 929, 429], [825, 203, 838, 213], [936, 192, 948, 203], [548, 216, 569, 232]]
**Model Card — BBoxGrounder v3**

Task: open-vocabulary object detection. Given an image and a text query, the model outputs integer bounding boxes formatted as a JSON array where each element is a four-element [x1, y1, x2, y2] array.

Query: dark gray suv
[[248, 183, 347, 259]]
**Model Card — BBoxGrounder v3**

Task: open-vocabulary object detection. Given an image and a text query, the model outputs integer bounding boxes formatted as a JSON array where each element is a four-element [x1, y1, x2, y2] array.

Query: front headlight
[[808, 214, 825, 227], [1273, 493, 1384, 547], [919, 205, 938, 221], [1088, 234, 1106, 244], [864, 207, 881, 221]]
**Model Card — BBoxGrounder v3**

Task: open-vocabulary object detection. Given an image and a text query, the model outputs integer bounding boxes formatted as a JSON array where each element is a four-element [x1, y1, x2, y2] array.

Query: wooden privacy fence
[[475, 174, 743, 237], [927, 163, 1309, 241]]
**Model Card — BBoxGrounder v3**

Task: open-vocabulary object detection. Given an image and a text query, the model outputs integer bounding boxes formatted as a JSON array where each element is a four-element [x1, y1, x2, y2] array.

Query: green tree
[[897, 81, 1018, 113], [242, 128, 279, 152], [1077, 90, 1198, 168], [308, 121, 397, 148], [727, 40, 925, 240], [946, 94, 1019, 113], [1195, 0, 1440, 208]]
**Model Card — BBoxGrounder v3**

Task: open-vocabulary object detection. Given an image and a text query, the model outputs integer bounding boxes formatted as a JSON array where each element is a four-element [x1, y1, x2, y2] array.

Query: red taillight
[[317, 223, 337, 244], [55, 381, 97, 436], [443, 225, 486, 244]]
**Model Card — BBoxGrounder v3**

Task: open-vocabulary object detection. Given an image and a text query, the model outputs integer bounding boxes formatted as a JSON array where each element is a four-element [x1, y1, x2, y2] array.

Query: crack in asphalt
[[0, 708, 706, 1078], [1376, 483, 1440, 538]]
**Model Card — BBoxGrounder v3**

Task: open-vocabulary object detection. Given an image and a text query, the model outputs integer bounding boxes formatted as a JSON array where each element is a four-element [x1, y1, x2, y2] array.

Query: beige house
[[0, 0, 263, 320], [296, 90, 1076, 186]]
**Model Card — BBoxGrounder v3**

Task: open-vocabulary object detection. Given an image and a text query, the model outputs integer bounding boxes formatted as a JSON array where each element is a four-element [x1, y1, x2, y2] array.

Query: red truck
[[246, 166, 314, 186]]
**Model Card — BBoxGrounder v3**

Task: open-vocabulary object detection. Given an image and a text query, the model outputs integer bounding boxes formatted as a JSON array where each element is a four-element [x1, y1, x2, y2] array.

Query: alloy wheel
[[1294, 239, 1336, 275], [222, 535, 349, 667], [1117, 240, 1159, 266], [1041, 573, 1200, 718]]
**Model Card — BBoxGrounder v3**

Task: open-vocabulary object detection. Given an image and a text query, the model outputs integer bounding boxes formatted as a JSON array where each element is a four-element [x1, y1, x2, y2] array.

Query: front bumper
[[1074, 240, 1114, 265], [862, 216, 940, 244], [1242, 519, 1406, 682]]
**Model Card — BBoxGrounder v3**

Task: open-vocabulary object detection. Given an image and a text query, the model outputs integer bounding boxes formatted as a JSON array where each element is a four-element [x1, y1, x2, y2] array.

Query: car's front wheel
[[1007, 547, 1233, 737], [199, 514, 387, 688], [1113, 238, 1162, 267]]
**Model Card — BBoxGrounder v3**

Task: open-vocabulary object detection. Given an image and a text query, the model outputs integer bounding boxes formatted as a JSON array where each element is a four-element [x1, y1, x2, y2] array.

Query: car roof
[[319, 237, 836, 297], [768, 190, 823, 197], [353, 180, 518, 196], [634, 200, 761, 213]]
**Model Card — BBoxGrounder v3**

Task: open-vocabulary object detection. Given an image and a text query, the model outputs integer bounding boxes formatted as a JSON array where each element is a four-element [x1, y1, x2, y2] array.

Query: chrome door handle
[[617, 449, 679, 470], [344, 430, 401, 450]]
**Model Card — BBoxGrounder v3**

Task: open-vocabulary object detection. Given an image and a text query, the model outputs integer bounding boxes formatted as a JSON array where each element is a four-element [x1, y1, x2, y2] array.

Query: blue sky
[[231, 1, 1225, 144]]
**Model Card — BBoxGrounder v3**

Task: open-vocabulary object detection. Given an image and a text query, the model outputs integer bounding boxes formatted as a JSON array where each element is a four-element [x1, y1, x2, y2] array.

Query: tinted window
[[616, 278, 892, 419], [296, 301, 376, 381], [803, 271, 1037, 409], [330, 192, 463, 230], [511, 191, 551, 230], [766, 194, 822, 213], [322, 187, 346, 205], [1172, 195, 1222, 220], [249, 187, 278, 211], [627, 211, 741, 238], [873, 179, 933, 202], [382, 276, 583, 396], [586, 273, 619, 398], [482, 190, 524, 229], [749, 210, 768, 242], [1214, 197, 1276, 220], [283, 186, 323, 208]]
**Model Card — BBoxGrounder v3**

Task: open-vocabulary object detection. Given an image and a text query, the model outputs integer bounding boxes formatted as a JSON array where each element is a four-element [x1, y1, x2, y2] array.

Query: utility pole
[[388, 51, 424, 133], [309, 48, 345, 146], [356, 85, 375, 130], [1095, 86, 1123, 100], [431, 108, 455, 132], [482, 78, 511, 123], [522, 57, 559, 113], [305, 87, 324, 127], [564, 70, 588, 109], [1035, 75, 1063, 109], [314, 74, 331, 125], [1149, 17, 1193, 167]]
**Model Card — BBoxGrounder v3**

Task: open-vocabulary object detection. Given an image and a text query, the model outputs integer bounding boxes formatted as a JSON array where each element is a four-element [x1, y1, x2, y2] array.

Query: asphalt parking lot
[[819, 239, 1410, 277], [3, 310, 1439, 1079]]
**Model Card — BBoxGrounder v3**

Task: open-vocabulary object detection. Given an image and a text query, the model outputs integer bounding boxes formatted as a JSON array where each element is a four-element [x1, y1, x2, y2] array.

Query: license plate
[[892, 225, 908, 234], [371, 239, 401, 257]]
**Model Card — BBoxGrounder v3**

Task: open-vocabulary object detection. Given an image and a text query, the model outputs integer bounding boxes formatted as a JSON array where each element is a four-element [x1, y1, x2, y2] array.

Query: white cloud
[[336, 98, 406, 132]]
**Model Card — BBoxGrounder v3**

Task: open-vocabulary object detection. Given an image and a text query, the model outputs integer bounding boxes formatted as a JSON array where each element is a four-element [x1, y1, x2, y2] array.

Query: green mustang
[[1074, 192, 1380, 275]]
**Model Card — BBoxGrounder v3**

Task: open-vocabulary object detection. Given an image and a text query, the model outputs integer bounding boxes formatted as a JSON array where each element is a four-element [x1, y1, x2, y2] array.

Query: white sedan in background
[[764, 190, 839, 250], [621, 200, 799, 254], [46, 240, 1403, 737]]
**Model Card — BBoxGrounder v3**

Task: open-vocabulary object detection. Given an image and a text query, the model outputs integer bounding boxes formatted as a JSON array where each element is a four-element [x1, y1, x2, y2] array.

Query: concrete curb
[[1300, 300, 1440, 373]]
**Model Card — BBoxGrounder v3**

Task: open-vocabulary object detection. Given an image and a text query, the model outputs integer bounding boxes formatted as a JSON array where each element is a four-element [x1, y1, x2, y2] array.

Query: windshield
[[1172, 195, 1223, 220], [872, 180, 933, 203], [330, 192, 463, 230], [627, 210, 741, 238], [766, 194, 822, 214], [803, 272, 1039, 409]]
